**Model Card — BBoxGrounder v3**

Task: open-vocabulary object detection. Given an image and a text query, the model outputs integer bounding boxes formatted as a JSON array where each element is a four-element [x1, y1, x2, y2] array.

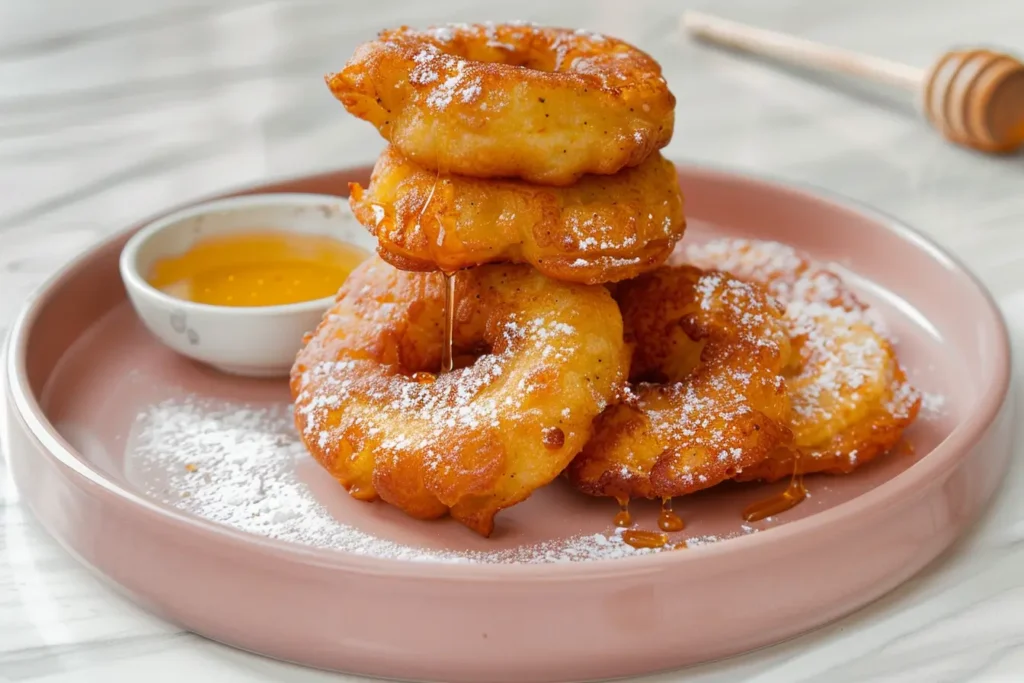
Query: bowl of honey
[[119, 193, 374, 377]]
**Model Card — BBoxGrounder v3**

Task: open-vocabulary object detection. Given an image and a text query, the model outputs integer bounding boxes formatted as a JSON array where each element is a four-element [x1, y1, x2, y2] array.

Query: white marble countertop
[[2, 0, 1024, 681]]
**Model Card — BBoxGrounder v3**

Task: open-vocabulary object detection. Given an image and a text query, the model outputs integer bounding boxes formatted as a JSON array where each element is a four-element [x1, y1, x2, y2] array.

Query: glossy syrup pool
[[147, 230, 367, 307], [41, 225, 961, 564]]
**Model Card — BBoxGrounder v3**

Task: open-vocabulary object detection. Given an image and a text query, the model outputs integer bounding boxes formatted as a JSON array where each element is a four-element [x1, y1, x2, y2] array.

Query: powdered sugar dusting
[[409, 48, 444, 84], [686, 238, 934, 434], [570, 255, 642, 269], [128, 398, 698, 563], [630, 271, 790, 477], [295, 312, 584, 461], [574, 28, 606, 41], [425, 60, 465, 109], [406, 47, 484, 110], [919, 391, 946, 417]]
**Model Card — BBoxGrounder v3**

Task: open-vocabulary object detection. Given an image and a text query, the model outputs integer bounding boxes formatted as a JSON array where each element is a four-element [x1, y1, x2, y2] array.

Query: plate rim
[[5, 160, 1012, 579]]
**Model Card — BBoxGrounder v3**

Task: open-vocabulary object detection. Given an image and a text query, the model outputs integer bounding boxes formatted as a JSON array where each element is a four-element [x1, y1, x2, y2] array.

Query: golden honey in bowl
[[147, 230, 367, 307]]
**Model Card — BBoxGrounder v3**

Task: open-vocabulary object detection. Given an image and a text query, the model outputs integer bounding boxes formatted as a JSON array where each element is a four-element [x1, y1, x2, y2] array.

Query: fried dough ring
[[328, 23, 675, 185], [567, 266, 792, 500], [291, 257, 628, 536], [349, 146, 685, 284], [684, 239, 921, 481]]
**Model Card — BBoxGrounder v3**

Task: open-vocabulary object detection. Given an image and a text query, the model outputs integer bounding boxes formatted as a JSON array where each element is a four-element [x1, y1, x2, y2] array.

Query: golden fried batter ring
[[349, 146, 685, 284], [684, 239, 921, 481], [291, 257, 628, 536], [567, 266, 792, 500], [328, 23, 675, 185]]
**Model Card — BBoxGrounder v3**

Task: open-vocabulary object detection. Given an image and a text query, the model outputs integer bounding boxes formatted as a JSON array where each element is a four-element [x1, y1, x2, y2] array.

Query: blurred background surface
[[2, 1, 1024, 681]]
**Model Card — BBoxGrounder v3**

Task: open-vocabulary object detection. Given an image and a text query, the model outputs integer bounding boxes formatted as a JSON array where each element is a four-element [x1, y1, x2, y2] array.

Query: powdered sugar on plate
[[126, 397, 722, 564], [919, 391, 947, 418]]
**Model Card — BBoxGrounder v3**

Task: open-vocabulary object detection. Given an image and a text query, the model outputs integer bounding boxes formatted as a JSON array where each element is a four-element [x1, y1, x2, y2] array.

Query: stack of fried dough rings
[[291, 22, 922, 538]]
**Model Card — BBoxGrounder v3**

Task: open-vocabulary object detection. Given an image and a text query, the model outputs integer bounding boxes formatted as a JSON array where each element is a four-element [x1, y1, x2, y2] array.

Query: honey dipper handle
[[681, 11, 925, 92]]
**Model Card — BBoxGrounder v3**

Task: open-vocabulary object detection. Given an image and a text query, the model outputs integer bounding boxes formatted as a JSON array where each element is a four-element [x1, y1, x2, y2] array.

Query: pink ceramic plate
[[4, 165, 1012, 683]]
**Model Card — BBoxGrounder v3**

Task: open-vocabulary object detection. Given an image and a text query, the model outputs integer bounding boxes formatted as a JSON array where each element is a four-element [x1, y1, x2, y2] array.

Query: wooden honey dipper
[[681, 11, 1024, 154]]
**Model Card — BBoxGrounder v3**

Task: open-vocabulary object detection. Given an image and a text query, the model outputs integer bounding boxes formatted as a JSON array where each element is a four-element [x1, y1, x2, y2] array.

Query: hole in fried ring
[[291, 257, 630, 536], [683, 238, 922, 481], [568, 266, 793, 500]]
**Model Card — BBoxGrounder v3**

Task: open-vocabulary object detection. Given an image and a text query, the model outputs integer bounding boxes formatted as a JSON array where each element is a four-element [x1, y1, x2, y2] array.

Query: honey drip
[[622, 529, 668, 549], [542, 426, 565, 449], [411, 371, 436, 384], [613, 497, 632, 527], [743, 456, 807, 522], [658, 498, 685, 532], [348, 484, 375, 501], [441, 271, 456, 373]]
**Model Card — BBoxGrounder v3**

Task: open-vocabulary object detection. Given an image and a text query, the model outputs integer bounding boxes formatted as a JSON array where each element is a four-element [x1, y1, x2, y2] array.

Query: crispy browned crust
[[349, 146, 685, 284], [738, 364, 920, 481], [684, 238, 922, 482], [327, 23, 675, 185], [567, 266, 793, 500], [291, 257, 629, 536]]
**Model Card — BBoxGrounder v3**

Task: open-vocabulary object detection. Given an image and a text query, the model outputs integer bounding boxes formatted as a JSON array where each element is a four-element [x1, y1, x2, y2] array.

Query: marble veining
[[2, 0, 1024, 680]]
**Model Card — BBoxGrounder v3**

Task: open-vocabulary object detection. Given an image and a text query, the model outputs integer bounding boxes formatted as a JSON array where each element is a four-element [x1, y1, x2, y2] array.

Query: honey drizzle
[[612, 498, 684, 550], [541, 426, 565, 449], [742, 455, 807, 522], [418, 151, 455, 376], [613, 496, 632, 527], [622, 529, 668, 549], [441, 271, 456, 373], [657, 497, 685, 532]]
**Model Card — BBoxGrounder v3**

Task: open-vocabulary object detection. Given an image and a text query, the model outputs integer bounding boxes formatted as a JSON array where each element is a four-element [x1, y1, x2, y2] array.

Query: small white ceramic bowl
[[119, 193, 375, 378]]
